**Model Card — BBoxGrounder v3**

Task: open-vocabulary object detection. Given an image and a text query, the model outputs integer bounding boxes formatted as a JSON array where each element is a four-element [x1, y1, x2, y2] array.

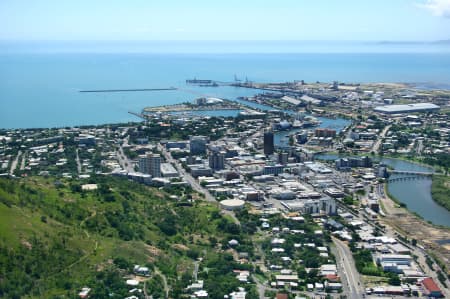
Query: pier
[[186, 79, 213, 84], [79, 87, 177, 93], [128, 111, 148, 120]]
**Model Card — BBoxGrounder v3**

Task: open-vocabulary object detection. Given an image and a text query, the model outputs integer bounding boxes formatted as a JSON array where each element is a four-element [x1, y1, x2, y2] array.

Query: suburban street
[[9, 150, 21, 175], [19, 151, 27, 170], [75, 149, 82, 174]]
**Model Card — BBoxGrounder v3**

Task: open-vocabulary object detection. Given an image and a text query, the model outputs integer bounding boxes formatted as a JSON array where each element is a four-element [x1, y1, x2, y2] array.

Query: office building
[[208, 150, 225, 170], [139, 153, 161, 177], [278, 152, 289, 165], [335, 156, 372, 170], [264, 130, 274, 155], [149, 154, 161, 178], [190, 136, 209, 155], [161, 163, 178, 178], [138, 154, 150, 174]]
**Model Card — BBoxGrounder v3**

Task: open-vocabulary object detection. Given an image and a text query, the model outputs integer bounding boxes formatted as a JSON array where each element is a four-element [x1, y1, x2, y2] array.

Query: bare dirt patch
[[380, 192, 450, 269]]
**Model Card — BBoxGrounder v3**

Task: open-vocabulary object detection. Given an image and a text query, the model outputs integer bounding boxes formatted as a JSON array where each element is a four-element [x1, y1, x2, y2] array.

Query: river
[[316, 154, 450, 227]]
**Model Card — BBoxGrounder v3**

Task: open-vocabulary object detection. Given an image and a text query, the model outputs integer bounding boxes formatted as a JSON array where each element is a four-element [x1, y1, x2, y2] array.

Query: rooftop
[[374, 103, 440, 114], [422, 277, 441, 293]]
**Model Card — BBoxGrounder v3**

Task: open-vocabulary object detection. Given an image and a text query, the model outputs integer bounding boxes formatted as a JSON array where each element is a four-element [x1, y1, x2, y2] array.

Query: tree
[[388, 273, 401, 286], [158, 217, 177, 236]]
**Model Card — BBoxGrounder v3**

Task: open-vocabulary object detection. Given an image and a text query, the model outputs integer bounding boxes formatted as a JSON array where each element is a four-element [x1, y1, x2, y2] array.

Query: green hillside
[[0, 176, 255, 298]]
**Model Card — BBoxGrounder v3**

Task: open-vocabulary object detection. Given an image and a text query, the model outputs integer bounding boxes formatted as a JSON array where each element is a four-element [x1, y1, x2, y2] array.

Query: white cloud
[[419, 0, 450, 17]]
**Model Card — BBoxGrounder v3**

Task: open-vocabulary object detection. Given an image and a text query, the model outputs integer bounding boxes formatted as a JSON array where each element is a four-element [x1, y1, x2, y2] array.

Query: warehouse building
[[374, 103, 440, 114]]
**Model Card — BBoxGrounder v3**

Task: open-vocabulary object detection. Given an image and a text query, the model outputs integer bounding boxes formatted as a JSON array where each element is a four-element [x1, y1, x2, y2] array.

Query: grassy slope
[[431, 175, 450, 211], [0, 176, 229, 298]]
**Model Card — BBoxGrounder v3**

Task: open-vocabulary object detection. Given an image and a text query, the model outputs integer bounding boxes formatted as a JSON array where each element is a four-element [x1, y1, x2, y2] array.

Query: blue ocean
[[1, 41, 450, 128]]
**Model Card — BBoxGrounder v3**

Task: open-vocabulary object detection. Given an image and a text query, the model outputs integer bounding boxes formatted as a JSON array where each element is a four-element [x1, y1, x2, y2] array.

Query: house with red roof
[[275, 293, 288, 299], [421, 277, 443, 298]]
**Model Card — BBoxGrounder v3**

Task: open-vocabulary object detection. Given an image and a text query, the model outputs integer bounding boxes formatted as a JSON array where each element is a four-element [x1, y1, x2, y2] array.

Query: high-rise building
[[138, 154, 150, 174], [335, 156, 373, 171], [278, 152, 289, 165], [377, 163, 389, 178], [149, 154, 161, 178], [263, 131, 274, 155], [138, 153, 161, 177], [190, 136, 209, 155], [209, 150, 225, 170]]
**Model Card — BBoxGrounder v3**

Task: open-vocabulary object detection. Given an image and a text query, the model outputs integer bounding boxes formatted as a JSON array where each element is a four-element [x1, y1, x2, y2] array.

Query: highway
[[332, 237, 364, 299]]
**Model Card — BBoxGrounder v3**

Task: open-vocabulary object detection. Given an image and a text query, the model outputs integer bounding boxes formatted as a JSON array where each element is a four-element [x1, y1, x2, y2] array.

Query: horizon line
[[1, 39, 450, 43]]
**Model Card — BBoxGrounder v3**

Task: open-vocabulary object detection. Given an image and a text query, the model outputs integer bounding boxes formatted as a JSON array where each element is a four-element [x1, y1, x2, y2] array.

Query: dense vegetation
[[431, 175, 450, 212], [351, 245, 400, 285], [424, 153, 450, 174], [0, 176, 255, 298]]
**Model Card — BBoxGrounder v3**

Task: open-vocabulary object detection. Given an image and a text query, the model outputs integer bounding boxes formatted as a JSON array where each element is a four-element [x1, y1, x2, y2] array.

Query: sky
[[0, 0, 449, 41]]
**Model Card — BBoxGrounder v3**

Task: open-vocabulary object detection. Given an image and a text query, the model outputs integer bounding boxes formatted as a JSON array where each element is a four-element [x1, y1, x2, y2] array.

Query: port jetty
[[79, 87, 177, 93]]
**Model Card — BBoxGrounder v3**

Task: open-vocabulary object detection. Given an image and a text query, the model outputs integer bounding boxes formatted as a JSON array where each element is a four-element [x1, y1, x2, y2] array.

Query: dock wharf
[[80, 87, 177, 93]]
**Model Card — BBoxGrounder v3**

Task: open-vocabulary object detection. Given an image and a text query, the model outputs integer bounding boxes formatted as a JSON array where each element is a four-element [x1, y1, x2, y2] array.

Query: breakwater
[[79, 87, 177, 93]]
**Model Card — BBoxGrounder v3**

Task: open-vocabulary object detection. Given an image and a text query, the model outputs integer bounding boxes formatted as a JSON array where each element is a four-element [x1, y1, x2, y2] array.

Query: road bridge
[[389, 170, 433, 176]]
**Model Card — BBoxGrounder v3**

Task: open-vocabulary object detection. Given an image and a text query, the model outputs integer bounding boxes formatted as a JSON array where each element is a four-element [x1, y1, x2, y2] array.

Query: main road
[[332, 237, 364, 299], [157, 144, 216, 202], [371, 124, 391, 154], [116, 139, 135, 173]]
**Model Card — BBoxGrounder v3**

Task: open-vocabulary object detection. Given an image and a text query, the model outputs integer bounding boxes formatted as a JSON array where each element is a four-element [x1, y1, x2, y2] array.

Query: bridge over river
[[388, 170, 433, 176]]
